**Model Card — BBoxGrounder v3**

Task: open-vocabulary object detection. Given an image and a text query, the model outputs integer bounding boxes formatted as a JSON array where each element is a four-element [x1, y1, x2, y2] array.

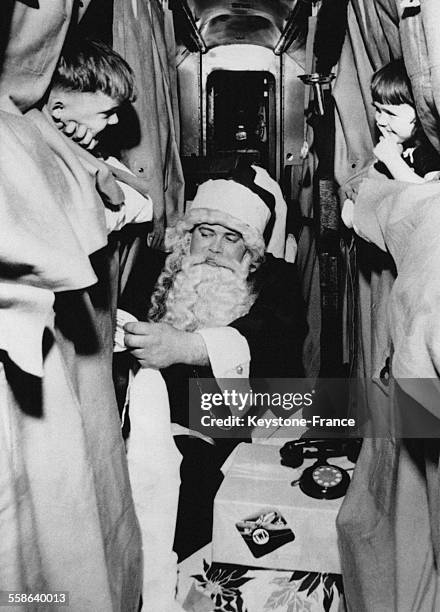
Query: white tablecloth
[[213, 442, 353, 573]]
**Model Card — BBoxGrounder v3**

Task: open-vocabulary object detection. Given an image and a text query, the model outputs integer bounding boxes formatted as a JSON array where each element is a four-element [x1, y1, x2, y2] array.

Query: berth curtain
[[334, 2, 440, 610], [112, 0, 184, 244], [0, 0, 92, 111], [295, 15, 321, 379], [333, 1, 396, 434], [0, 2, 143, 606], [0, 109, 142, 611]]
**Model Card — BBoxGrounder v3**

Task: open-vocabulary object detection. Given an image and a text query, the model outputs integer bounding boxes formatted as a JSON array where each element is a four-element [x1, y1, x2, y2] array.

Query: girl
[[371, 59, 440, 183], [342, 59, 440, 228]]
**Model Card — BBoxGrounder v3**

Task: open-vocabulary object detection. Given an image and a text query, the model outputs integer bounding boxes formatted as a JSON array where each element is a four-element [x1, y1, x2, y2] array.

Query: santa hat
[[181, 161, 276, 257]]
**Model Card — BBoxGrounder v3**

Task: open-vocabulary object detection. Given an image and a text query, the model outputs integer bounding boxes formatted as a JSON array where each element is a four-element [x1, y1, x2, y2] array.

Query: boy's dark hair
[[51, 38, 136, 105], [371, 59, 414, 106]]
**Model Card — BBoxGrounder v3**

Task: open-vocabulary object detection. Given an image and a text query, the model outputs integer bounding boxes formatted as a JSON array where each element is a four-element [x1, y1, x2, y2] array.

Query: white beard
[[160, 254, 256, 332]]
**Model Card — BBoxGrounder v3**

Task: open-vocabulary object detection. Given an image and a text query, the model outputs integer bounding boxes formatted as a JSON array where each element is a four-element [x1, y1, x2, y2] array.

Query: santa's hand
[[124, 321, 208, 368]]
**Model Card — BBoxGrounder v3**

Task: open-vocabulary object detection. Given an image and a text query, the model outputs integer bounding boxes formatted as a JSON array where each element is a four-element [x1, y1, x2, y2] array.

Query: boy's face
[[48, 89, 120, 139], [374, 101, 416, 144]]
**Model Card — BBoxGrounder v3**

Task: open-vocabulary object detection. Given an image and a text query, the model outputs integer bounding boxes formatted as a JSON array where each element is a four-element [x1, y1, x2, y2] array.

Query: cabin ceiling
[[183, 0, 301, 50]]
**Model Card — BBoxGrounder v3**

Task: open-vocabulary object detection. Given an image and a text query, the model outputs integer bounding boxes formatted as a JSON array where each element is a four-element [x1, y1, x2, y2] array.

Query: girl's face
[[374, 101, 417, 144]]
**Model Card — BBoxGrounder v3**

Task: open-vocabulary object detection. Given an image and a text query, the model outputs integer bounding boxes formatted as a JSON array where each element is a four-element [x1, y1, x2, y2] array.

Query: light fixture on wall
[[298, 72, 335, 116]]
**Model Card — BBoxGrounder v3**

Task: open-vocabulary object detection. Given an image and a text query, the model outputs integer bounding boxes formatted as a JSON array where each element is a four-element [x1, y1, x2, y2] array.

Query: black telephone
[[280, 438, 362, 500]]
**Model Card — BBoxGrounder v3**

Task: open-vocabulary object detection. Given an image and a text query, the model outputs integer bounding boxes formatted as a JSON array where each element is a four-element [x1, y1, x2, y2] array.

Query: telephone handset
[[280, 438, 362, 500]]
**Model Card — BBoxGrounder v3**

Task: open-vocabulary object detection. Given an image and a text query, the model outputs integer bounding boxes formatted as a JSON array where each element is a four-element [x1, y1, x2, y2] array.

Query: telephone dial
[[280, 438, 362, 500]]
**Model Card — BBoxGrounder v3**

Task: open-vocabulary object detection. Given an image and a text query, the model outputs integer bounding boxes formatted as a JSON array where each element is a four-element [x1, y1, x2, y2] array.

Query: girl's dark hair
[[52, 39, 136, 105], [371, 59, 414, 106]]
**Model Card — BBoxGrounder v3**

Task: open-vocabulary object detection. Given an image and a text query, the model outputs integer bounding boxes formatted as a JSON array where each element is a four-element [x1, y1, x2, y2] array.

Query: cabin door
[[206, 70, 276, 176]]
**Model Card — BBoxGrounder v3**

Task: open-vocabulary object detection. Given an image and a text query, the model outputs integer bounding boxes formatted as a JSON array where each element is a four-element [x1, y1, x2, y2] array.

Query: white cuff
[[105, 189, 153, 232], [197, 327, 250, 378]]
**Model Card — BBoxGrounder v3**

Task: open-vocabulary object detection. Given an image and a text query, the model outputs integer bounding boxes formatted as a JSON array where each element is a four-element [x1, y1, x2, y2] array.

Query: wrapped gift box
[[212, 441, 354, 573]]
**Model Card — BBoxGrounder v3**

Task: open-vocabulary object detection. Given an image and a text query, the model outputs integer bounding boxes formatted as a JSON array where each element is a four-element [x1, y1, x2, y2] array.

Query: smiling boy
[[43, 38, 153, 233], [46, 38, 135, 151]]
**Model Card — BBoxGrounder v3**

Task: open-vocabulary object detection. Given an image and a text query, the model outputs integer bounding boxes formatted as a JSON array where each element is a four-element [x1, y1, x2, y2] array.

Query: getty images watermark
[[189, 377, 440, 438], [199, 388, 355, 429], [188, 378, 361, 438]]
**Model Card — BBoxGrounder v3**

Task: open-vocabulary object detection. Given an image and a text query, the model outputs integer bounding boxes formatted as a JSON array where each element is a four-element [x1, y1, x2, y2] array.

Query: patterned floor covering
[[177, 545, 343, 612]]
